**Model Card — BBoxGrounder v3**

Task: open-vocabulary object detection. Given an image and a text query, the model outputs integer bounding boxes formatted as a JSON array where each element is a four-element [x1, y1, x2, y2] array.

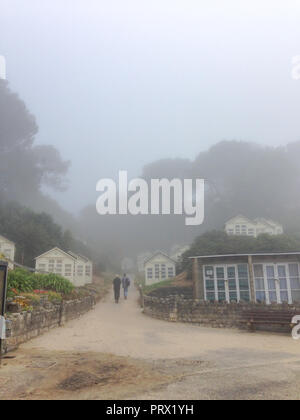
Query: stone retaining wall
[[3, 295, 95, 353], [148, 287, 193, 299], [143, 294, 300, 333]]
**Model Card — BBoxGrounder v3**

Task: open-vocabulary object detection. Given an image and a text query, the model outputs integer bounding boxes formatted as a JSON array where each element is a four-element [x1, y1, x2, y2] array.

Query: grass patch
[[143, 278, 176, 295]]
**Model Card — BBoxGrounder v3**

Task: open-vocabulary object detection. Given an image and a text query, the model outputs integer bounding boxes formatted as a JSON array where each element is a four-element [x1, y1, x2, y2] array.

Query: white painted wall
[[74, 256, 93, 286], [83, 260, 93, 285], [144, 253, 176, 286], [225, 216, 283, 237], [0, 237, 15, 270], [35, 248, 76, 284], [35, 248, 93, 287]]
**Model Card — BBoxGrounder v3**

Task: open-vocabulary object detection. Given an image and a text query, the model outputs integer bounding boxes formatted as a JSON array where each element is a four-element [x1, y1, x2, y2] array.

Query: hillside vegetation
[[180, 230, 300, 275]]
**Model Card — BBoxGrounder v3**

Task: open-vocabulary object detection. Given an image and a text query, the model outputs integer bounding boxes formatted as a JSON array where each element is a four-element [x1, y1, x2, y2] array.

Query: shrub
[[7, 268, 74, 296], [21, 293, 41, 305], [8, 269, 35, 293], [12, 296, 33, 312], [143, 278, 175, 295], [32, 273, 74, 295], [46, 291, 62, 303]]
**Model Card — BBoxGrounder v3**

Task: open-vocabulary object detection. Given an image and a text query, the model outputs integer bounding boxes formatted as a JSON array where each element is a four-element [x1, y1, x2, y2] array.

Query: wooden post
[[0, 262, 8, 365], [193, 258, 204, 299], [192, 258, 198, 298], [248, 255, 256, 303]]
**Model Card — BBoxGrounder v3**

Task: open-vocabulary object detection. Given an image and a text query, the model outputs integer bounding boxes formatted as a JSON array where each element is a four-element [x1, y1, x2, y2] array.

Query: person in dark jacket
[[113, 275, 121, 303], [122, 274, 130, 300]]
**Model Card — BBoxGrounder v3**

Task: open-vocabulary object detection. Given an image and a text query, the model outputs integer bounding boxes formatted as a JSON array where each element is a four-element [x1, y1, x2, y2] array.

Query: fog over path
[[21, 284, 300, 362], [13, 283, 300, 399]]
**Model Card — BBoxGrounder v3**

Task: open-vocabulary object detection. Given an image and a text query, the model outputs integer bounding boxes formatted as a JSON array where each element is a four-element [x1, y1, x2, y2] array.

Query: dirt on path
[[2, 283, 300, 399]]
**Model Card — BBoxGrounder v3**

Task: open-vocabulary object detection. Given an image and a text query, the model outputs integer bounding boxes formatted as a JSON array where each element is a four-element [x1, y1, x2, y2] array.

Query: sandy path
[[22, 285, 300, 362], [3, 283, 300, 399]]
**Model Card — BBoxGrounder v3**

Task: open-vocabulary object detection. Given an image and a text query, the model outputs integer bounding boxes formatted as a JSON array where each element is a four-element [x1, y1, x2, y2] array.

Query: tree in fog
[[192, 141, 299, 218], [0, 202, 93, 267], [81, 139, 300, 262], [0, 80, 70, 204], [180, 230, 300, 276]]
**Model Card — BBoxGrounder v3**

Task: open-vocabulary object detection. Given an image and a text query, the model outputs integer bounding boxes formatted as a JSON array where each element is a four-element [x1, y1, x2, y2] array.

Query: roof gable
[[225, 215, 254, 225], [254, 218, 282, 229], [35, 247, 76, 260], [77, 253, 91, 262], [68, 251, 91, 262], [144, 251, 176, 265]]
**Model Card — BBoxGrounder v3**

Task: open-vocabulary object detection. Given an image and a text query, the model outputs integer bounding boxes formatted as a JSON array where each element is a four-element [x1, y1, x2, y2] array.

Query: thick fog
[[1, 1, 300, 266], [1, 0, 300, 211]]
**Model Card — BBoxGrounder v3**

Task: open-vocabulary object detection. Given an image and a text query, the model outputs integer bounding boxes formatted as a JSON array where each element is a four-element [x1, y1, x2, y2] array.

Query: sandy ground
[[2, 283, 300, 399]]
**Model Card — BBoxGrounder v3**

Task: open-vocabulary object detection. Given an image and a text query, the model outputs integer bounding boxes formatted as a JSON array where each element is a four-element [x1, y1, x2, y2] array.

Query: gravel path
[[22, 286, 300, 360], [8, 284, 300, 399]]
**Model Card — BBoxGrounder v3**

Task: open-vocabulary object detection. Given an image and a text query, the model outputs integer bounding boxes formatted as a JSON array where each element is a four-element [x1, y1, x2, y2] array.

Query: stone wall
[[143, 294, 300, 333], [3, 295, 95, 353], [148, 287, 193, 299]]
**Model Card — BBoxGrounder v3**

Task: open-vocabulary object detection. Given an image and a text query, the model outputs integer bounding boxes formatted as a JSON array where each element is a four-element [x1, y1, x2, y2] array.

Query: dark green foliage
[[0, 201, 92, 267], [0, 80, 69, 204], [32, 273, 74, 294], [8, 268, 74, 295], [7, 269, 34, 293], [79, 140, 300, 258], [180, 230, 300, 276], [0, 80, 104, 270]]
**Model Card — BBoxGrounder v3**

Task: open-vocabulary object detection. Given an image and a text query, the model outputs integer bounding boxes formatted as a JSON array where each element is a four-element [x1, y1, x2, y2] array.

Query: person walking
[[113, 275, 121, 303], [122, 273, 130, 300]]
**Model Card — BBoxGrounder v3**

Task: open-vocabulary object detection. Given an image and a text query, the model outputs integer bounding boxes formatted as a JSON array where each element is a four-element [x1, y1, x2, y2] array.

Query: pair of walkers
[[113, 274, 130, 303]]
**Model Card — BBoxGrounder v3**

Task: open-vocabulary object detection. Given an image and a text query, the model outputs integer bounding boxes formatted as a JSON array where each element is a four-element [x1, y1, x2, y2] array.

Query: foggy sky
[[1, 0, 300, 212]]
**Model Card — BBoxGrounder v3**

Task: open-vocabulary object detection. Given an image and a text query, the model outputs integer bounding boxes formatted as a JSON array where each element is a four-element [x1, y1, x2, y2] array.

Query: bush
[[180, 230, 300, 276], [8, 269, 35, 293], [46, 291, 62, 303], [7, 269, 74, 296], [143, 278, 175, 295], [32, 273, 74, 294], [21, 293, 41, 305]]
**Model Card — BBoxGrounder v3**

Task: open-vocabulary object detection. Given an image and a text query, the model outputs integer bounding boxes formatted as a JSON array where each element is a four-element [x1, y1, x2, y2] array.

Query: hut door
[[276, 264, 290, 304], [265, 265, 279, 304], [264, 264, 291, 304]]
